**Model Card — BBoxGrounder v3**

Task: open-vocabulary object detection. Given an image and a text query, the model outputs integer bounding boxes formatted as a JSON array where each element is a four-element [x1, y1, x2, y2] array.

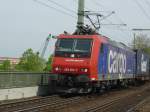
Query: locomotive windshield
[[56, 38, 74, 51], [55, 38, 93, 58], [75, 39, 92, 52]]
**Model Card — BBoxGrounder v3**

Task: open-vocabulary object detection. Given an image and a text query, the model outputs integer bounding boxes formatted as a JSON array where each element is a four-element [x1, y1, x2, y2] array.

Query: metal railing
[[0, 72, 51, 89]]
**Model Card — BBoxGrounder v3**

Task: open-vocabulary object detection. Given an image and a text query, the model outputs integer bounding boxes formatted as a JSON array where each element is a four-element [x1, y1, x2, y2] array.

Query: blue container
[[135, 50, 150, 75], [98, 42, 136, 80]]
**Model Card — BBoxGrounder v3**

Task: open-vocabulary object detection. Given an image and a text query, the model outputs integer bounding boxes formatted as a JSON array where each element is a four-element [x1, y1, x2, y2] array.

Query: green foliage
[[16, 48, 46, 72], [1, 60, 11, 71], [142, 47, 150, 55], [0, 65, 2, 70], [131, 34, 150, 55], [44, 55, 53, 72]]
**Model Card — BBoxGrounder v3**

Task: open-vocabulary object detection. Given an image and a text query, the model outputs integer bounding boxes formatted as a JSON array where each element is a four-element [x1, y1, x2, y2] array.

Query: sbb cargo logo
[[108, 50, 126, 74]]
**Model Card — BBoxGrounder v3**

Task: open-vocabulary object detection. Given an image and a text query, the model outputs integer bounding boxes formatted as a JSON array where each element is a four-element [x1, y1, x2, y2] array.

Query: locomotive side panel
[[97, 43, 135, 80]]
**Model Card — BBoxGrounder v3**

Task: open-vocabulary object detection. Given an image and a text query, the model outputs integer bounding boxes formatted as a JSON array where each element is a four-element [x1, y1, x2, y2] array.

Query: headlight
[[91, 78, 96, 81], [55, 67, 61, 71], [80, 68, 88, 72], [84, 69, 88, 72], [55, 67, 59, 71]]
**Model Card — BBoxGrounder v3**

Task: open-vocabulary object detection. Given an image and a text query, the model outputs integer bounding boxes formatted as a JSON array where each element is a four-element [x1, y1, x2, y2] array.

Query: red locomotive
[[48, 0, 150, 94], [51, 34, 108, 93]]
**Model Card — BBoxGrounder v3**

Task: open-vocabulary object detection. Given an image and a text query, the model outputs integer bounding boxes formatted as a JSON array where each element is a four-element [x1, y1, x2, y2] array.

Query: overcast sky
[[0, 0, 150, 59]]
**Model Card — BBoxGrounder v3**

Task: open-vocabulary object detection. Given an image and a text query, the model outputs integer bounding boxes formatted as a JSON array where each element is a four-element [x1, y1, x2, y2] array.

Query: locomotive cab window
[[55, 38, 74, 51], [55, 38, 93, 58], [75, 39, 92, 52]]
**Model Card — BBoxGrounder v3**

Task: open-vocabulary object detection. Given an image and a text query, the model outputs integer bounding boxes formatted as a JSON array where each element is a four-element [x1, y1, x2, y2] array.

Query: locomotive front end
[[50, 34, 97, 93]]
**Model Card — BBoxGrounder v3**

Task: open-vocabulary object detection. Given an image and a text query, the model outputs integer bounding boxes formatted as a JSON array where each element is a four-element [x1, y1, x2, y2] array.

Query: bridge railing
[[0, 72, 51, 89]]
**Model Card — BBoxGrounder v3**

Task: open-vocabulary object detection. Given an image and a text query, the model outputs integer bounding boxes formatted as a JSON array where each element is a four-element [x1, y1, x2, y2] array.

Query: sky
[[0, 0, 150, 59]]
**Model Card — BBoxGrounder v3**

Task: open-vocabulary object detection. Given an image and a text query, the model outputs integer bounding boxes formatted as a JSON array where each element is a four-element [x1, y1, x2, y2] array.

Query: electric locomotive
[[48, 0, 150, 94], [51, 34, 106, 93], [49, 33, 137, 94]]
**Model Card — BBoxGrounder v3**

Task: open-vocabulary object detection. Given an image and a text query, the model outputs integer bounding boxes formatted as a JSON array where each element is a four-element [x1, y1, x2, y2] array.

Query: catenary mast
[[75, 0, 85, 34], [77, 0, 85, 28]]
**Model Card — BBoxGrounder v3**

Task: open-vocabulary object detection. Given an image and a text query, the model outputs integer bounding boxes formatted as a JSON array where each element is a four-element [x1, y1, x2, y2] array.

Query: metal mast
[[75, 0, 96, 35], [77, 0, 85, 28], [40, 34, 55, 58], [40, 37, 50, 58]]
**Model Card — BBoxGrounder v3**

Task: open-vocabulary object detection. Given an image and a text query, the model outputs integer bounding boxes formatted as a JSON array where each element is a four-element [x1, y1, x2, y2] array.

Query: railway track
[[80, 85, 150, 112], [14, 97, 82, 112], [1, 84, 150, 112], [0, 95, 59, 112], [80, 96, 123, 112], [0, 95, 83, 112], [127, 96, 150, 112]]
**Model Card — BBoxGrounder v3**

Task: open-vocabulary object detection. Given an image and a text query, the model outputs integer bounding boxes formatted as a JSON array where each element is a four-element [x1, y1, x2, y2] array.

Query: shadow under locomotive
[[48, 74, 94, 94]]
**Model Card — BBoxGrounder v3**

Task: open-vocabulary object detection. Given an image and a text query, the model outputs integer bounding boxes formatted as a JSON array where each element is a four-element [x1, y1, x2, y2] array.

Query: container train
[[48, 0, 150, 94], [49, 34, 150, 94]]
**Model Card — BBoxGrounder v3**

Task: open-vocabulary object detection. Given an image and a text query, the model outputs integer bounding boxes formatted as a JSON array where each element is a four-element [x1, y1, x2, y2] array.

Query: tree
[[131, 34, 150, 54], [0, 65, 2, 70], [1, 60, 11, 71], [44, 55, 53, 72], [16, 48, 46, 72]]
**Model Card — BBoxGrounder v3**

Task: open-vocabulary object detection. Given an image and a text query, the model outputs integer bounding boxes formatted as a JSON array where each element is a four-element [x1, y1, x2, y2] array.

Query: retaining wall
[[0, 72, 51, 101], [0, 86, 38, 101]]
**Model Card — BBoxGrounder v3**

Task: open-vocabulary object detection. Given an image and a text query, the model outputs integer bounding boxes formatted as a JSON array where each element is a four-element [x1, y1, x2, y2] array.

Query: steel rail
[[0, 95, 58, 112], [13, 97, 82, 112], [80, 97, 122, 112], [81, 85, 150, 112], [127, 96, 150, 112]]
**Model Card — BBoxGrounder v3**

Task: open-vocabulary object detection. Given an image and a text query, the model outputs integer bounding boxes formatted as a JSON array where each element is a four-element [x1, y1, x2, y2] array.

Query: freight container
[[135, 50, 150, 76]]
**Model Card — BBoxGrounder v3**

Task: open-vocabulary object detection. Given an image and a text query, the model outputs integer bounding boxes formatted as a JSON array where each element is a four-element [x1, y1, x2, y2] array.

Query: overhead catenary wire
[[100, 28, 131, 45], [33, 0, 77, 18], [34, 0, 133, 40], [72, 0, 93, 24], [91, 0, 150, 37], [113, 14, 125, 24], [90, 0, 129, 37], [73, 0, 124, 27], [73, 0, 92, 11], [92, 0, 106, 10], [133, 0, 150, 21], [46, 0, 77, 14], [91, 0, 113, 12], [90, 0, 127, 26], [144, 0, 150, 8]]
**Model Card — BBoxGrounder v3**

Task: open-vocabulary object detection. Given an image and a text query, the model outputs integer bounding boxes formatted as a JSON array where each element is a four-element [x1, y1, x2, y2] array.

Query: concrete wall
[[0, 86, 38, 101]]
